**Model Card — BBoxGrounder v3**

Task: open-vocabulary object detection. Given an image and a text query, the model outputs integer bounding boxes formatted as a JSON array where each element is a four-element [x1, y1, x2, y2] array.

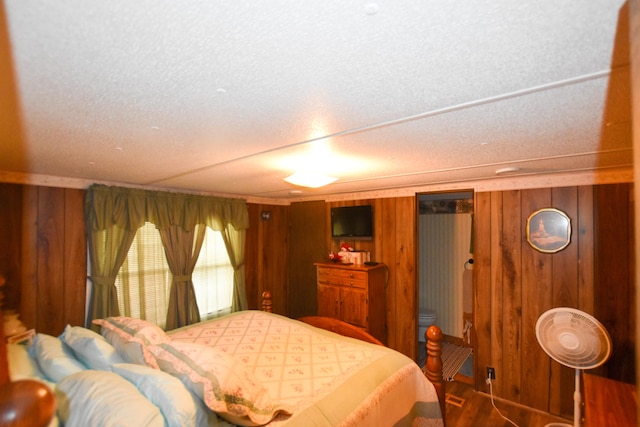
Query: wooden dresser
[[314, 262, 387, 344], [583, 373, 637, 427]]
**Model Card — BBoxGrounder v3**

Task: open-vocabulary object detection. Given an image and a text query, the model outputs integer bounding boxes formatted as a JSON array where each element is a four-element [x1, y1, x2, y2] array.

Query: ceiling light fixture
[[284, 172, 338, 188], [495, 166, 521, 175]]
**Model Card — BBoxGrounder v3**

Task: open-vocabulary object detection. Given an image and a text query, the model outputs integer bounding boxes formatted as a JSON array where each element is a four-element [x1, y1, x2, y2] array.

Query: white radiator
[[418, 213, 472, 338]]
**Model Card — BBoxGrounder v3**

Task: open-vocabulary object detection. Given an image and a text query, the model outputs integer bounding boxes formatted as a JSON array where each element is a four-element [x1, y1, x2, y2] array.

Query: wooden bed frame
[[0, 283, 445, 426], [262, 291, 446, 420], [0, 275, 55, 427]]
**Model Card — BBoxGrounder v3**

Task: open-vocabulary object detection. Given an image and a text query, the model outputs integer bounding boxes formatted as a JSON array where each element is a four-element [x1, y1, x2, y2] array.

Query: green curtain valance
[[85, 184, 249, 232]]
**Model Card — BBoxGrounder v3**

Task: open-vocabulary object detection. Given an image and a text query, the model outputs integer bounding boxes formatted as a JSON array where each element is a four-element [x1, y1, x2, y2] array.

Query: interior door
[[288, 201, 326, 318]]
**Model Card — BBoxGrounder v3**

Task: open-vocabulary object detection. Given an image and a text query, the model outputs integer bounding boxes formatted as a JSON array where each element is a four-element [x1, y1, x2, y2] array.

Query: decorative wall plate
[[526, 208, 571, 253]]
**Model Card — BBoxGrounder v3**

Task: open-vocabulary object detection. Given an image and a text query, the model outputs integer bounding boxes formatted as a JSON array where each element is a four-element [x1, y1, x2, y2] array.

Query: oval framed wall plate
[[526, 208, 572, 254]]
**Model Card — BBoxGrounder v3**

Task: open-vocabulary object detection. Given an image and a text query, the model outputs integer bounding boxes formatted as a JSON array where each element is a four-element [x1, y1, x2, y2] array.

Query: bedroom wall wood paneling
[[474, 183, 635, 419], [244, 203, 290, 315], [381, 196, 417, 356], [0, 184, 22, 312], [24, 186, 87, 334], [0, 184, 87, 336]]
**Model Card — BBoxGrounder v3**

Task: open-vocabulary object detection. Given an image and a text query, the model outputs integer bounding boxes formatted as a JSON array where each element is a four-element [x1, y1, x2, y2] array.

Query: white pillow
[[56, 370, 165, 427], [112, 363, 216, 427], [92, 317, 170, 345], [30, 333, 86, 382], [60, 325, 124, 371], [149, 342, 292, 426], [93, 319, 160, 369]]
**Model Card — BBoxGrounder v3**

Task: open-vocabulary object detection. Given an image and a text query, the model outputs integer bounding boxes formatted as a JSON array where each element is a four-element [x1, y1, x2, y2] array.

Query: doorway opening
[[417, 191, 474, 383]]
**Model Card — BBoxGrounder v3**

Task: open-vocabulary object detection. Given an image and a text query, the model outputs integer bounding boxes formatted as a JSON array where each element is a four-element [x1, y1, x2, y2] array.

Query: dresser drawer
[[329, 276, 367, 288], [317, 267, 368, 281], [317, 267, 368, 288]]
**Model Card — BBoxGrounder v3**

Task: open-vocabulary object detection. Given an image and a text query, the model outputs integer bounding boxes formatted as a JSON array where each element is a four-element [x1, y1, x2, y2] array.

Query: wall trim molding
[[0, 166, 632, 205]]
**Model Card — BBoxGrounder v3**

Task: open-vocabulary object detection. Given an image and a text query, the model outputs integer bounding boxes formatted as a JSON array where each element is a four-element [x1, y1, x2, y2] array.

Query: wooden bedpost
[[425, 325, 445, 423], [261, 291, 272, 312], [0, 275, 56, 427]]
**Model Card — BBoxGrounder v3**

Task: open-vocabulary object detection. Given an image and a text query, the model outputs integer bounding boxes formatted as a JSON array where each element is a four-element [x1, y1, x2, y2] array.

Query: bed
[[0, 291, 445, 427]]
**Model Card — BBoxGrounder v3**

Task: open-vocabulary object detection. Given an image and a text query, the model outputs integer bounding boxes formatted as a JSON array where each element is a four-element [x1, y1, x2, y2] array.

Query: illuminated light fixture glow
[[495, 166, 521, 175], [284, 172, 338, 188]]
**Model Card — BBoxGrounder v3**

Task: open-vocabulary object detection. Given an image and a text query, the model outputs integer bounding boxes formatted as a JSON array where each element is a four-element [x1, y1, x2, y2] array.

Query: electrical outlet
[[487, 366, 496, 380]]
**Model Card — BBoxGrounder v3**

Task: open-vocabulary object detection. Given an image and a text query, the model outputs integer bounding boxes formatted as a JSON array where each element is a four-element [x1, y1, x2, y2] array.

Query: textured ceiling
[[0, 0, 632, 201]]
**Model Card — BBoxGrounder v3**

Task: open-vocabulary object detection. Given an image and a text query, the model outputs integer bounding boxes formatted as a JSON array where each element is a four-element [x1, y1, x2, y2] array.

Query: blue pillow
[[60, 325, 124, 371], [56, 370, 165, 427], [30, 333, 86, 382], [112, 363, 216, 427]]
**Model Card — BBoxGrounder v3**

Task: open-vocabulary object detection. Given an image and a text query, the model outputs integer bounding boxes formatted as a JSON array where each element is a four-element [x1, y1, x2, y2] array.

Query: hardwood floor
[[445, 381, 571, 427]]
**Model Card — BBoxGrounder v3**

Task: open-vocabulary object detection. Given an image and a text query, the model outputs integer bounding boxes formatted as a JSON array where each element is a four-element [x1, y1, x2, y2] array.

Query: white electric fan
[[535, 307, 612, 427]]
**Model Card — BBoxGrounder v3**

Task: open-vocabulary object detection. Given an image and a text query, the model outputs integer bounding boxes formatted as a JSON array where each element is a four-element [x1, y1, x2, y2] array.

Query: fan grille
[[536, 308, 611, 369]]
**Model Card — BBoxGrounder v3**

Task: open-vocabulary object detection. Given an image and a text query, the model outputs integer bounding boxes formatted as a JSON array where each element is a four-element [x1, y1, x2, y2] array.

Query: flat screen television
[[331, 205, 373, 240]]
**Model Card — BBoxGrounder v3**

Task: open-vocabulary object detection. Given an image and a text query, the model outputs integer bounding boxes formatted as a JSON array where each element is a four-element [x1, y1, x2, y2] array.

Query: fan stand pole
[[546, 369, 581, 427], [573, 368, 581, 427]]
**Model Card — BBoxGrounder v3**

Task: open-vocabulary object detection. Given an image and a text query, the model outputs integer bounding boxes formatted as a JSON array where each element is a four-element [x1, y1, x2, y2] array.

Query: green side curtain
[[84, 226, 137, 329], [220, 222, 247, 312], [85, 184, 249, 327], [160, 224, 206, 330]]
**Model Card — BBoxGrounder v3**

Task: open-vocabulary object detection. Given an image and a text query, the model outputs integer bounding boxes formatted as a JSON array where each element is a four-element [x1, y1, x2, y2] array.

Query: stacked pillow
[[55, 370, 165, 427], [150, 341, 293, 426], [93, 317, 171, 346], [60, 325, 125, 370], [20, 317, 293, 427], [92, 317, 171, 369], [91, 318, 293, 425], [111, 363, 217, 427], [29, 332, 87, 382]]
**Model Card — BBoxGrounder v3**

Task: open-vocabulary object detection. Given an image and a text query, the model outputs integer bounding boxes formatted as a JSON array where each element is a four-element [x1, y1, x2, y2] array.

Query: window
[[115, 222, 233, 328], [116, 223, 171, 327], [192, 226, 234, 319]]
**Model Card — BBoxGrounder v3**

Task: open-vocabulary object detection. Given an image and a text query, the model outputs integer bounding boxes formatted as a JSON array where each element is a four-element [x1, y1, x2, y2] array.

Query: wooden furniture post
[[261, 291, 273, 313], [0, 274, 56, 427], [426, 325, 445, 424]]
